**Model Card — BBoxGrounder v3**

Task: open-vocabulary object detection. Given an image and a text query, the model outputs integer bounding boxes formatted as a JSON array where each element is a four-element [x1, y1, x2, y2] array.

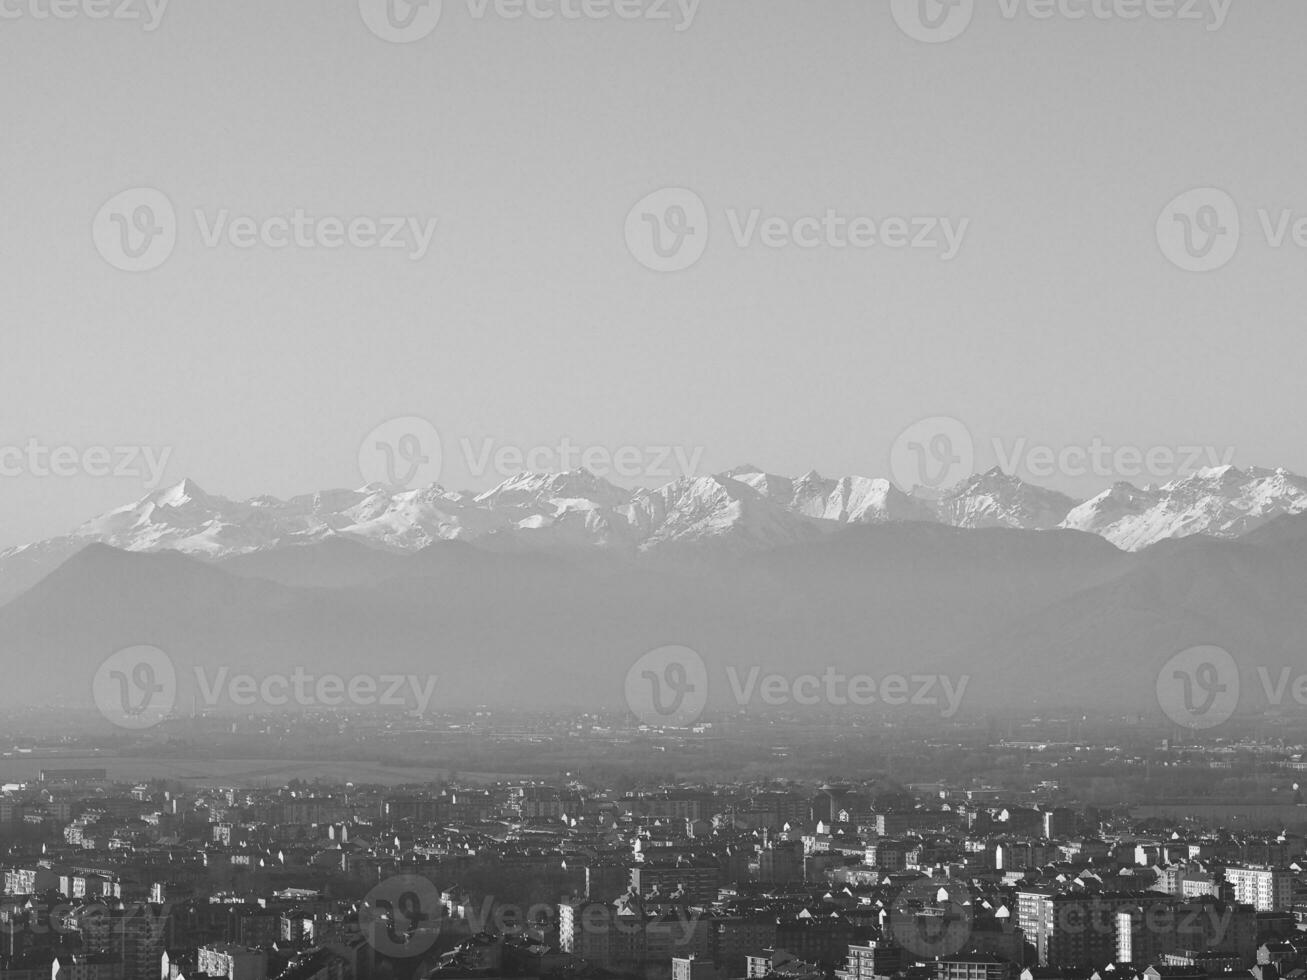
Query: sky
[[1, 0, 1305, 548]]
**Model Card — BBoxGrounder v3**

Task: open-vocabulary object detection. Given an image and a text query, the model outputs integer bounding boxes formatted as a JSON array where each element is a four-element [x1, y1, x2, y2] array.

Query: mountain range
[[2, 464, 1306, 721], [4, 464, 1306, 600]]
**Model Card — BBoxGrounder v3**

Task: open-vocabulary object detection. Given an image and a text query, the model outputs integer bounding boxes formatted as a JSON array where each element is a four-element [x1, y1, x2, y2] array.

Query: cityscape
[[6, 7, 1307, 980], [1, 707, 1306, 980]]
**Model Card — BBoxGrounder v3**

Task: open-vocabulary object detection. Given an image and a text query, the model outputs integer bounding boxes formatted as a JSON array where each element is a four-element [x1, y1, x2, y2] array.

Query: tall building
[[673, 955, 721, 980], [839, 941, 906, 980], [933, 954, 1016, 980], [1018, 890, 1166, 968], [758, 841, 804, 884], [1225, 868, 1295, 912], [629, 858, 721, 904], [711, 917, 779, 976], [558, 901, 712, 972], [51, 955, 124, 980], [1116, 900, 1257, 967], [196, 945, 268, 980]]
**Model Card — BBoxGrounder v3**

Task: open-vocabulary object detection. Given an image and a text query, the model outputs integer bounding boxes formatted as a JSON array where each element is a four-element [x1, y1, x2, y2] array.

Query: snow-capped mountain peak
[[475, 468, 629, 510], [4, 461, 1307, 604], [937, 468, 1078, 530], [1060, 466, 1307, 550], [150, 477, 212, 508]]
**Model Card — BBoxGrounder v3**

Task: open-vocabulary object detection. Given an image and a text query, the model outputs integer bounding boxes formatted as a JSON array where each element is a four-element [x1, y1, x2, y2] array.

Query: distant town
[[0, 711, 1305, 980]]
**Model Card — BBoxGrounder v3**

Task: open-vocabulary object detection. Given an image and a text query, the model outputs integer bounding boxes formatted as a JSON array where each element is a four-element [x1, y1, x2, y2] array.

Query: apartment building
[[1225, 867, 1295, 912]]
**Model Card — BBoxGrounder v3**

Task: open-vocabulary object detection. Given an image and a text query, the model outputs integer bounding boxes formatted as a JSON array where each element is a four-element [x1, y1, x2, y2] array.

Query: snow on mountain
[[728, 466, 937, 525], [72, 479, 296, 555], [624, 474, 828, 553], [1060, 466, 1307, 550], [5, 462, 1307, 603], [821, 475, 939, 524], [935, 468, 1079, 530], [475, 470, 631, 511], [336, 485, 512, 551]]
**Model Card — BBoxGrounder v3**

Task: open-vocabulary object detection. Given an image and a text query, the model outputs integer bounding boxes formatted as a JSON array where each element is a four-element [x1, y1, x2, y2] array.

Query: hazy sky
[[2, 0, 1305, 548]]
